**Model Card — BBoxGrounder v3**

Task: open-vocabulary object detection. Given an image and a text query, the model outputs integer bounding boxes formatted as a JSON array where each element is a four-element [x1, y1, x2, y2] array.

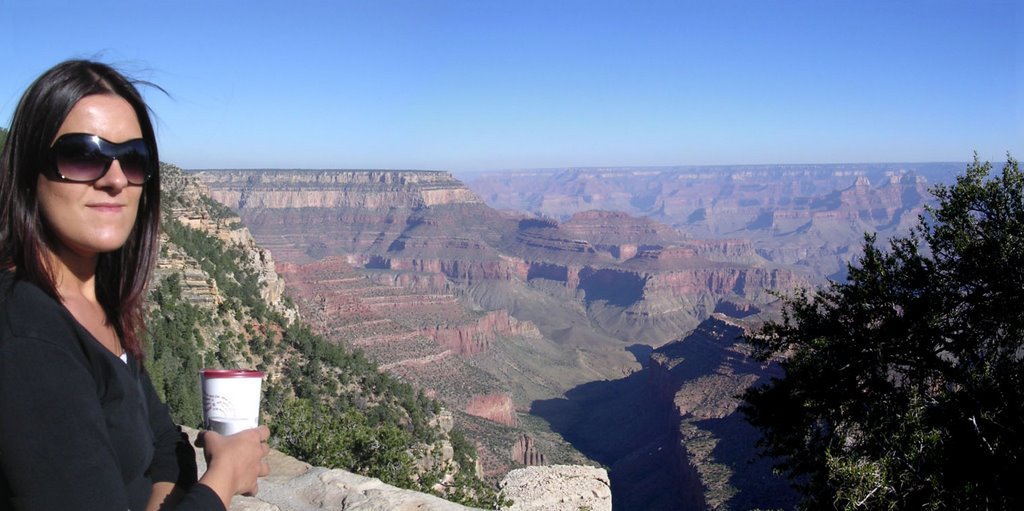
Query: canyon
[[196, 169, 808, 347], [152, 165, 609, 509], [192, 164, 959, 509]]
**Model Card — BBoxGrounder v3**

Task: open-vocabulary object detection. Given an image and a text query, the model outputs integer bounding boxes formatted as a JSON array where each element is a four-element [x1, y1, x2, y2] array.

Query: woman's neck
[[45, 246, 122, 356], [44, 243, 99, 300]]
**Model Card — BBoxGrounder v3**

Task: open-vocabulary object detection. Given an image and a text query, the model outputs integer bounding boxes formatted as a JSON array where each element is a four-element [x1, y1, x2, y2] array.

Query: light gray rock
[[185, 428, 612, 511], [184, 428, 482, 511], [499, 465, 612, 511]]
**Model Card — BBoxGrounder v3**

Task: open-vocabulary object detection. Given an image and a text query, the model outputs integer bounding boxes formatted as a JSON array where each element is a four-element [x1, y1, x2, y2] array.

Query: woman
[[0, 60, 269, 510]]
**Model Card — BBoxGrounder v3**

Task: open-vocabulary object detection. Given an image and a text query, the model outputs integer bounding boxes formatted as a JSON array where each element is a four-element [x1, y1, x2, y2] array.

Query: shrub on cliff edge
[[742, 155, 1023, 509]]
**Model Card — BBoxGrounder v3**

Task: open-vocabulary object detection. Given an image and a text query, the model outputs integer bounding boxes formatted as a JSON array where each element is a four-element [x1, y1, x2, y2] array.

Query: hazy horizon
[[187, 159, 973, 174]]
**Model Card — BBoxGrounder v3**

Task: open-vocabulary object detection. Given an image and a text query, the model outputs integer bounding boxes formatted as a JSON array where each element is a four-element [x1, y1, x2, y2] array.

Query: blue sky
[[1, 0, 1020, 171]]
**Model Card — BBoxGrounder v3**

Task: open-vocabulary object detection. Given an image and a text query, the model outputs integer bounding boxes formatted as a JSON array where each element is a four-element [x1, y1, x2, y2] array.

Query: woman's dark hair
[[0, 60, 161, 361]]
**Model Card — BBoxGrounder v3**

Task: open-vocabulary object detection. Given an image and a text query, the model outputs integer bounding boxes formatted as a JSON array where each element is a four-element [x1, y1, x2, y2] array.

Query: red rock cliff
[[418, 309, 539, 356], [465, 393, 518, 427]]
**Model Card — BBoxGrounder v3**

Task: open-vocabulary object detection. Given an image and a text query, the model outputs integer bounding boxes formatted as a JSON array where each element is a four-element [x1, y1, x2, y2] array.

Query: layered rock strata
[[465, 394, 518, 427], [164, 166, 294, 320], [196, 169, 809, 348], [419, 310, 539, 356], [166, 167, 602, 504], [193, 168, 815, 508], [154, 233, 223, 306], [197, 169, 482, 209], [275, 257, 569, 478]]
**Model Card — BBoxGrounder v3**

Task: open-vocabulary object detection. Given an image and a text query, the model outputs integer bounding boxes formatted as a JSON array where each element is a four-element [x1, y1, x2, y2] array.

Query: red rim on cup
[[200, 369, 264, 378]]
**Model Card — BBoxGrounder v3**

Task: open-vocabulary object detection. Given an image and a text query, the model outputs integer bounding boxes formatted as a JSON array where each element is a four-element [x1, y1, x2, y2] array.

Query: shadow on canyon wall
[[531, 341, 797, 511], [531, 367, 698, 511], [625, 343, 654, 368]]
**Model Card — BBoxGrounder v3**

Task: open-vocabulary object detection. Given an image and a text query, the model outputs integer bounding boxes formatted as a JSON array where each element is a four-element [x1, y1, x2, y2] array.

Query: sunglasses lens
[[117, 150, 150, 185], [54, 143, 108, 182]]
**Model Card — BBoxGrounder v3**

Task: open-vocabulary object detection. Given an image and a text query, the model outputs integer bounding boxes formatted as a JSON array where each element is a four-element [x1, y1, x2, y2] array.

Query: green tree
[[0, 127, 7, 153], [145, 273, 205, 427], [742, 155, 1023, 510], [271, 398, 416, 487]]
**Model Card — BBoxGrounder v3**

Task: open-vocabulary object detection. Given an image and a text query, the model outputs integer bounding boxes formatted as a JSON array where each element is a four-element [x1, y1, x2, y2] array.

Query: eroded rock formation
[[510, 435, 546, 467], [163, 166, 603, 504], [154, 233, 223, 306], [164, 166, 295, 321], [191, 168, 822, 509], [419, 310, 539, 356], [196, 169, 809, 349], [275, 257, 571, 479]]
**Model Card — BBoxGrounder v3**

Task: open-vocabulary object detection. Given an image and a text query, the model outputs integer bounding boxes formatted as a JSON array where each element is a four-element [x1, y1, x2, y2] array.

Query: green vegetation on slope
[[146, 273, 207, 427], [742, 155, 1023, 510], [145, 164, 509, 508]]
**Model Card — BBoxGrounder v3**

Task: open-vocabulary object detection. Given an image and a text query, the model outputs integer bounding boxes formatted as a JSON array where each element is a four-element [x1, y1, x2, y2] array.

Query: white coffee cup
[[200, 369, 264, 435]]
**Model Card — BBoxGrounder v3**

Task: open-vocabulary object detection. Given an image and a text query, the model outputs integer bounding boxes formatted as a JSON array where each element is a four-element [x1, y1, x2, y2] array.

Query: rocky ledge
[[185, 429, 611, 511], [499, 465, 612, 511], [186, 427, 479, 511]]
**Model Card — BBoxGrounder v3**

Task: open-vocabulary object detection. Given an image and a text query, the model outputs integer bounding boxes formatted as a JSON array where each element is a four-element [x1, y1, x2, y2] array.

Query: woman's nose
[[94, 160, 129, 191]]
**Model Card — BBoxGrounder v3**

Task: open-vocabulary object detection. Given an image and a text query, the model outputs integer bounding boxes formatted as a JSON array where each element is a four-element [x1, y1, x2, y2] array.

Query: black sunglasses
[[48, 133, 154, 185]]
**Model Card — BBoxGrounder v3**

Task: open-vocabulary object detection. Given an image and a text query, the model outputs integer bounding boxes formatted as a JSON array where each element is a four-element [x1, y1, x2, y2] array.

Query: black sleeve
[[0, 336, 130, 510], [141, 366, 226, 511], [173, 483, 225, 510], [0, 338, 225, 511], [142, 368, 199, 487]]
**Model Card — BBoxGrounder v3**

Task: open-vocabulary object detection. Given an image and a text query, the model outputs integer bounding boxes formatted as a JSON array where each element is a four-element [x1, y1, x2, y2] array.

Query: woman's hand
[[195, 425, 271, 507]]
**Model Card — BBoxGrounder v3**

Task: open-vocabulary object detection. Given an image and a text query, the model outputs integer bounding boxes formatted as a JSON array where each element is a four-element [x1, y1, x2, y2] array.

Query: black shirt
[[0, 272, 223, 510]]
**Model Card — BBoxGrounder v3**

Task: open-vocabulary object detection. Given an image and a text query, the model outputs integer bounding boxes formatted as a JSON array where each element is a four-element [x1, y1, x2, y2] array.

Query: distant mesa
[[463, 163, 960, 278], [194, 169, 484, 210]]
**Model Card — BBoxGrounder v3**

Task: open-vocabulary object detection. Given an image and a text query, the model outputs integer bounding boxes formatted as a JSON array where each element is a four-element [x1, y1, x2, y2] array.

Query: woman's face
[[36, 94, 145, 261]]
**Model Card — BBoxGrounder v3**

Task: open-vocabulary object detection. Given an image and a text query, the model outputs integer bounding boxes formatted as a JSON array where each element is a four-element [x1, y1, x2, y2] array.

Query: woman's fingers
[[197, 425, 271, 497]]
